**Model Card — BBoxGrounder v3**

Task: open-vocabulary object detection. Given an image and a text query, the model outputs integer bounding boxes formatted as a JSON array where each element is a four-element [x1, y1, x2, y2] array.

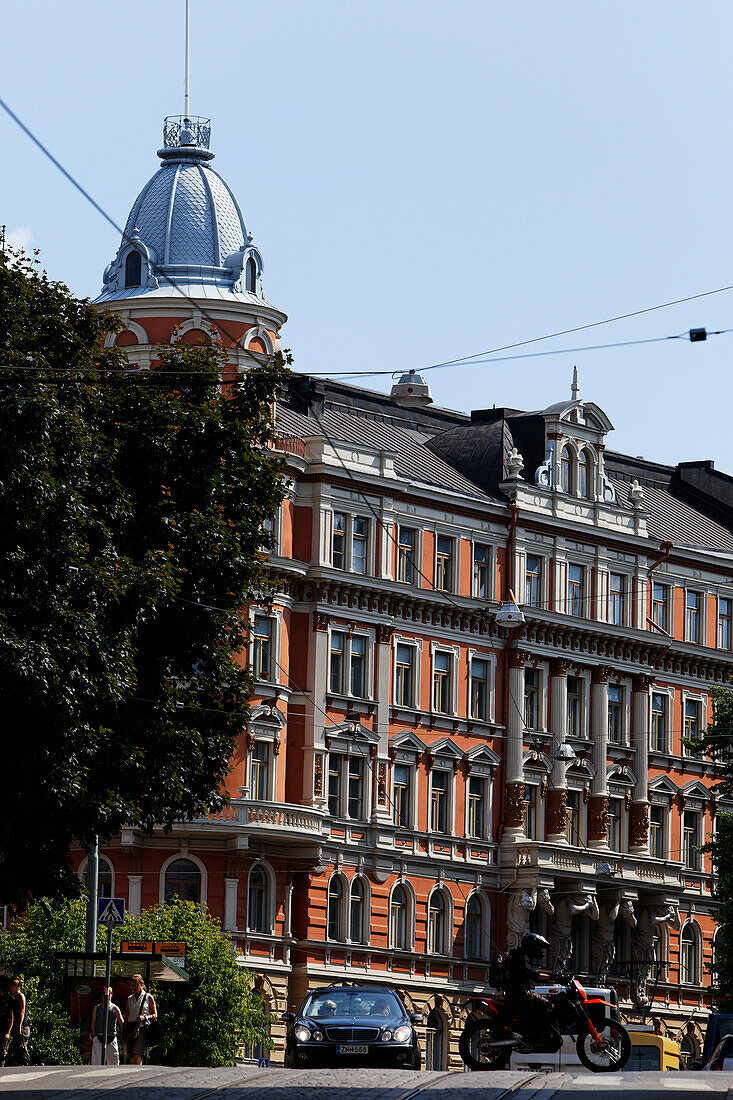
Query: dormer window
[[579, 450, 593, 499], [560, 447, 573, 494], [125, 251, 142, 288], [246, 256, 257, 293]]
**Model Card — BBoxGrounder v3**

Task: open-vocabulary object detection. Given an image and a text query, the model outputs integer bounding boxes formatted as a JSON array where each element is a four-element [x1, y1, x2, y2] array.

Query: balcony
[[506, 840, 684, 892], [184, 798, 326, 849]]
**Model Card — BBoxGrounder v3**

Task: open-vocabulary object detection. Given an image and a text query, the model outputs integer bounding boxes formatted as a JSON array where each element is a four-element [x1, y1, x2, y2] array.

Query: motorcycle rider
[[503, 932, 562, 1051]]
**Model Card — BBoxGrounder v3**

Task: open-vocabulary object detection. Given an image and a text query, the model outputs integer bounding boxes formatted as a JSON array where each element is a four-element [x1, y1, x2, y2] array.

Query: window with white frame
[[390, 884, 410, 950], [683, 698, 703, 754], [685, 590, 702, 643], [347, 757, 364, 819], [567, 676, 583, 737], [432, 651, 452, 714], [250, 741, 271, 801], [578, 449, 593, 499], [523, 784, 537, 839], [607, 797, 624, 851], [567, 564, 585, 617], [350, 878, 367, 944], [680, 923, 699, 984], [332, 512, 371, 575], [397, 525, 418, 584], [649, 804, 665, 858], [719, 597, 732, 650], [428, 889, 448, 954], [652, 582, 669, 632], [473, 543, 491, 600], [566, 789, 581, 845], [247, 865, 270, 933], [524, 668, 540, 730], [329, 630, 370, 698], [609, 573, 626, 626], [608, 684, 623, 744], [467, 775, 487, 839], [560, 447, 573, 494], [395, 643, 416, 708], [252, 615, 274, 681], [464, 894, 488, 960], [430, 770, 451, 833], [651, 693, 667, 753], [393, 764, 412, 828], [683, 810, 700, 869], [470, 657, 490, 721], [525, 554, 542, 608], [328, 755, 342, 816], [435, 535, 454, 592], [327, 876, 345, 940]]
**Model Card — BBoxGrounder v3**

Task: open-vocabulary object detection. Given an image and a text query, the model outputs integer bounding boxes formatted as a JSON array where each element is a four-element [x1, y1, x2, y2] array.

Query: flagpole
[[184, 0, 190, 120]]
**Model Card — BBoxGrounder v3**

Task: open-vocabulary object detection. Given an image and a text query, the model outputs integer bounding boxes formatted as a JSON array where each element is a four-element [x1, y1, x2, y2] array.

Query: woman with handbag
[[123, 974, 158, 1065]]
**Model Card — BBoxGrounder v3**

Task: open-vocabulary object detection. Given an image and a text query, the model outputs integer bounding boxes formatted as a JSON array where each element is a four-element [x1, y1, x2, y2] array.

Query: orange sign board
[[120, 941, 154, 954], [155, 941, 187, 967]]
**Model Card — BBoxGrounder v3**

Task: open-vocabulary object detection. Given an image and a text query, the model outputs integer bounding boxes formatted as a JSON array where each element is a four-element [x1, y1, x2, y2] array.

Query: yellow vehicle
[[623, 1029, 682, 1071]]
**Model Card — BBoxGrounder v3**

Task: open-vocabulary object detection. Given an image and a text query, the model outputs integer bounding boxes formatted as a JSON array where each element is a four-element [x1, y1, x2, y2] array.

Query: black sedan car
[[283, 985, 422, 1069]]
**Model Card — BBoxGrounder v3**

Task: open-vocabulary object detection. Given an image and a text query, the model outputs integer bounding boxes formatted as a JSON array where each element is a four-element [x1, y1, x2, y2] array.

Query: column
[[588, 666, 611, 848], [373, 624, 393, 822], [224, 878, 239, 931], [305, 612, 330, 807], [630, 674, 652, 854], [503, 650, 528, 839], [547, 659, 570, 842], [127, 874, 142, 917]]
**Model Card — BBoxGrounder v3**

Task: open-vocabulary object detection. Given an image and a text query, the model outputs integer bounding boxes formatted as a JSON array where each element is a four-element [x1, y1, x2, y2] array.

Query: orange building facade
[[76, 115, 733, 1068]]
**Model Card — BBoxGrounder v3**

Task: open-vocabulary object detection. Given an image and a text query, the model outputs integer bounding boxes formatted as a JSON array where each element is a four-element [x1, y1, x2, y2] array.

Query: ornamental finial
[[571, 364, 580, 402]]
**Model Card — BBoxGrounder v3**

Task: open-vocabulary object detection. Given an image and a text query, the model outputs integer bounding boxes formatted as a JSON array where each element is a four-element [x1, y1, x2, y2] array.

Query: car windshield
[[623, 1046, 660, 1071], [302, 990, 403, 1019]]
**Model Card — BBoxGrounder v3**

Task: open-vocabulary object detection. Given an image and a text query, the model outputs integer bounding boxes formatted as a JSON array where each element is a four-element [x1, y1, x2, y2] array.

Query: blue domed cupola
[[96, 117, 273, 307]]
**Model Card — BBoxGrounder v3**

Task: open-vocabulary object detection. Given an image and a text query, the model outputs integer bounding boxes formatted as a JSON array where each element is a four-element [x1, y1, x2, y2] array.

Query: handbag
[[143, 1018, 163, 1046]]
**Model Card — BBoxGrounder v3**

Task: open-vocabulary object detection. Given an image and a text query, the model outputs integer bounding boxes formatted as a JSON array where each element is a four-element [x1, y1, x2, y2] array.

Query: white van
[[509, 985, 619, 1071]]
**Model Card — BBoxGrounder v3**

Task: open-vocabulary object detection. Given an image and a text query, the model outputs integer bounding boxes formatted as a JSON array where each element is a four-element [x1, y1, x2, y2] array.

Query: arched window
[[125, 251, 142, 288], [560, 447, 573, 494], [248, 865, 269, 933], [680, 1034, 696, 1069], [350, 878, 366, 944], [246, 256, 257, 293], [164, 858, 201, 903], [464, 894, 485, 960], [578, 450, 593, 499], [425, 1008, 444, 1070], [390, 884, 408, 950], [327, 876, 344, 941], [428, 890, 446, 954], [680, 923, 698, 984], [82, 857, 113, 899]]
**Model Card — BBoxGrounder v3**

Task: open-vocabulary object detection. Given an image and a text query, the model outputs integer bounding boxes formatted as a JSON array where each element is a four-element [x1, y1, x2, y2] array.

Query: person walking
[[6, 977, 28, 1067], [90, 987, 124, 1066], [124, 975, 157, 1066]]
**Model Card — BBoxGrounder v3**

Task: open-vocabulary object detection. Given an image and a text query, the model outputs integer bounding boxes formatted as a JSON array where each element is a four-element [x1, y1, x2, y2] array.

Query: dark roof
[[424, 409, 547, 497]]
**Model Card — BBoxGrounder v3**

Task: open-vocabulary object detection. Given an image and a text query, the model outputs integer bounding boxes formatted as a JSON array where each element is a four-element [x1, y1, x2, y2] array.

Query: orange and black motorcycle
[[459, 977, 631, 1073]]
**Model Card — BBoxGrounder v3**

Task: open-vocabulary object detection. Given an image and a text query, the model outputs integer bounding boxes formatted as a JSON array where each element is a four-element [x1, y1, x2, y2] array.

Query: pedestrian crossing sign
[[97, 898, 125, 925]]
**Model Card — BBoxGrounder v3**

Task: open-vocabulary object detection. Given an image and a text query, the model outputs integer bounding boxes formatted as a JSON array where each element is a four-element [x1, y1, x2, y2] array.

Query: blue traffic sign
[[97, 898, 125, 925]]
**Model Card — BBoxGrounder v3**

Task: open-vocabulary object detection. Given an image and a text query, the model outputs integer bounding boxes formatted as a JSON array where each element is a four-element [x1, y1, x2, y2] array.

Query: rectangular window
[[393, 764, 411, 828], [430, 771, 449, 833], [524, 668, 539, 730], [329, 631, 345, 694], [719, 597, 732, 650], [649, 805, 665, 859], [651, 693, 666, 753], [566, 790, 580, 845], [567, 564, 584, 617], [473, 544, 491, 600], [652, 583, 668, 631], [395, 644, 415, 707], [328, 757, 341, 816], [523, 785, 537, 839], [350, 635, 366, 697], [607, 799, 622, 851], [397, 526, 417, 584], [525, 555, 541, 609], [567, 676, 582, 738], [436, 536, 453, 592], [433, 651, 451, 714], [686, 591, 701, 643], [252, 615, 273, 681], [332, 512, 346, 570], [684, 699, 702, 753], [251, 742, 270, 801], [609, 573, 625, 626], [470, 657, 489, 721], [683, 811, 699, 869], [347, 758, 363, 819], [467, 776, 485, 838], [608, 684, 623, 744], [352, 517, 368, 575]]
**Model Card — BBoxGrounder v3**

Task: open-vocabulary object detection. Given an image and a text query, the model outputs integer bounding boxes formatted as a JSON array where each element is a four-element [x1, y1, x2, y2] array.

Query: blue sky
[[2, 1, 733, 471]]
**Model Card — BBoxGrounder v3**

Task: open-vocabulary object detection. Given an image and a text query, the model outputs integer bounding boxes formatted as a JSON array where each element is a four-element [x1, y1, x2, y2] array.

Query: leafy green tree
[[0, 246, 287, 906], [0, 899, 269, 1066]]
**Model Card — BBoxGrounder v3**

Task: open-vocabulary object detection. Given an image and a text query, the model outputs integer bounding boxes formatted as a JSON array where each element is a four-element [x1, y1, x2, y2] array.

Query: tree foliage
[[0, 898, 269, 1066], [0, 247, 287, 905]]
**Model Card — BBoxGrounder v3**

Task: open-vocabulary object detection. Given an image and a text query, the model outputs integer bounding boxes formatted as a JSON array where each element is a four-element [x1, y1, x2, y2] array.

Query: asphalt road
[[1, 1067, 732, 1100]]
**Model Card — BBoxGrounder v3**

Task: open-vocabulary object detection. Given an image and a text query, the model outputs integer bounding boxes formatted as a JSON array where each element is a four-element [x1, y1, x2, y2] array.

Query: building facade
[[79, 114, 733, 1068]]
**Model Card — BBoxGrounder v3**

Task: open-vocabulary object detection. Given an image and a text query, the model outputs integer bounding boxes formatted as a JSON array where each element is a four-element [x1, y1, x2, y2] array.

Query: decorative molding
[[313, 611, 330, 632], [376, 623, 394, 644], [629, 801, 649, 847], [546, 788, 567, 835], [587, 794, 609, 841], [504, 782, 524, 828]]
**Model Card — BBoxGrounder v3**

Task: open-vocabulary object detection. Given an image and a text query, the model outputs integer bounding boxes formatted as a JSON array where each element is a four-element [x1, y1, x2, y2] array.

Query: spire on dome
[[571, 364, 580, 402]]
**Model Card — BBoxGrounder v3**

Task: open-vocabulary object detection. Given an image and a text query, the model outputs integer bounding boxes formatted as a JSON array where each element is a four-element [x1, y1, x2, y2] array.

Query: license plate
[[337, 1044, 368, 1054]]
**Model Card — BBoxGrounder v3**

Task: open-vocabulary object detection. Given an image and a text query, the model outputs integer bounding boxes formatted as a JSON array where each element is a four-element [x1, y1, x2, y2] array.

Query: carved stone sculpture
[[592, 896, 637, 983], [631, 904, 680, 1007], [550, 893, 599, 978], [546, 789, 567, 837], [587, 794, 609, 843], [504, 782, 525, 829]]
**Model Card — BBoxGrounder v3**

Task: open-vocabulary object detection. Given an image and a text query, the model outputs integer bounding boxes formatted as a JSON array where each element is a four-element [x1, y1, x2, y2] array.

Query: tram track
[[396, 1068, 552, 1100]]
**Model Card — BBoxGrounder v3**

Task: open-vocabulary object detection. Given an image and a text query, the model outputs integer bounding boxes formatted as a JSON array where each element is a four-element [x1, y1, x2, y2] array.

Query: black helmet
[[521, 932, 549, 959]]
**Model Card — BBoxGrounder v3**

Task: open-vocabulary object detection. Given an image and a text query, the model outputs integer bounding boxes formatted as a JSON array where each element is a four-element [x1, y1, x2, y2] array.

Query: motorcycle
[[459, 977, 631, 1073]]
